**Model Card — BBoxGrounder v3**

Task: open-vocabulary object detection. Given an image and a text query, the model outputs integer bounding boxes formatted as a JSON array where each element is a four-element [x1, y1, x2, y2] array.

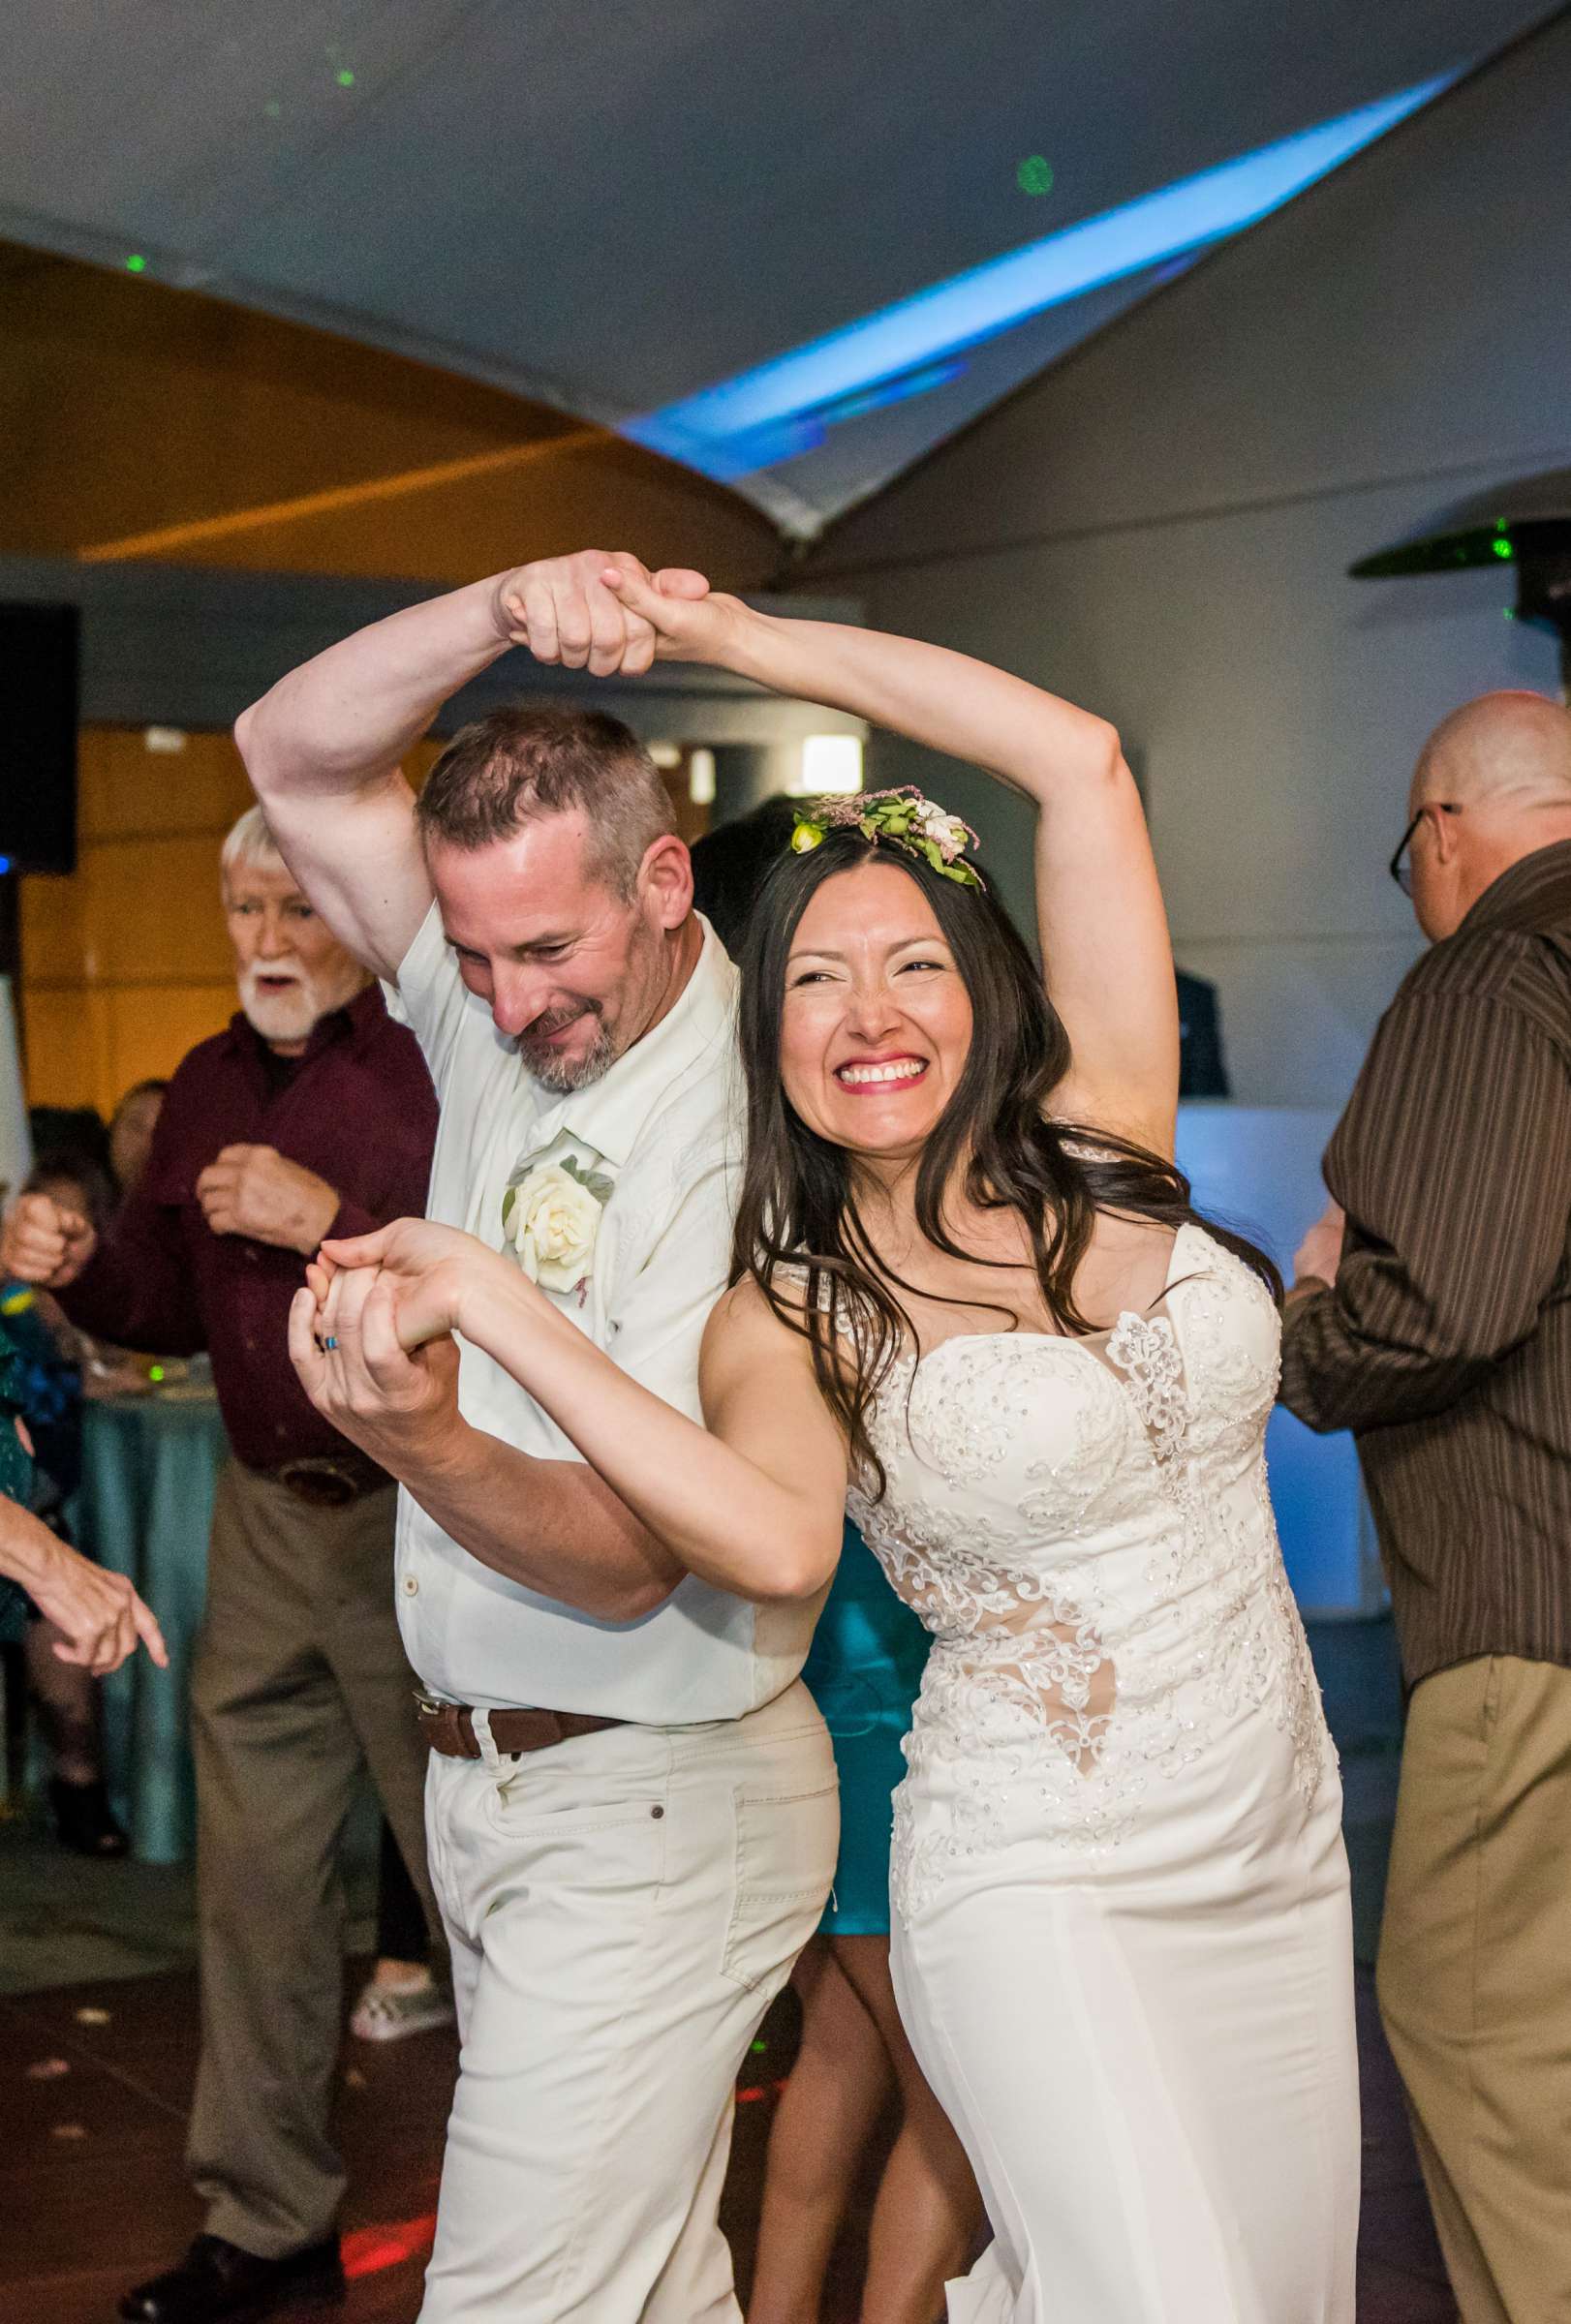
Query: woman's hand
[[598, 564, 745, 668], [292, 1220, 563, 1477], [492, 550, 730, 678], [26, 1535, 168, 1675], [312, 1217, 520, 1353]]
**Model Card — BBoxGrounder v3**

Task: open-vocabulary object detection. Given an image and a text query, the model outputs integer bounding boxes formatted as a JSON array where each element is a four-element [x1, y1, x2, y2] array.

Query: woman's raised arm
[[597, 570, 1181, 1156]]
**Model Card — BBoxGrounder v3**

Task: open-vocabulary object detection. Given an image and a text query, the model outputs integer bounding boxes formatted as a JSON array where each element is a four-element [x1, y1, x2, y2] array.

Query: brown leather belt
[[416, 1693, 627, 1760]]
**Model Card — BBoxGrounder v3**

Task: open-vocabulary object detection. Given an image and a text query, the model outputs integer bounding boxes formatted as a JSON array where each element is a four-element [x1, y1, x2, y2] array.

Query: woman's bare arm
[[305, 1221, 848, 1605], [455, 1267, 848, 1603]]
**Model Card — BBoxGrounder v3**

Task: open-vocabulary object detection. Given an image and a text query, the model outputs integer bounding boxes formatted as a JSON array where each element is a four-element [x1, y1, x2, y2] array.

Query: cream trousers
[[417, 1678, 838, 2323]]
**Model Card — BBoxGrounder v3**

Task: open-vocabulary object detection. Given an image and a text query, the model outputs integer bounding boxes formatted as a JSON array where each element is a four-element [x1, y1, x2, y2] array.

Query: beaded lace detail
[[815, 1226, 1331, 1921]]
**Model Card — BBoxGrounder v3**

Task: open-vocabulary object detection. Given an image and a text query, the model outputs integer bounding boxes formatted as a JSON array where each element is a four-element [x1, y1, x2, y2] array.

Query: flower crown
[[788, 786, 985, 889]]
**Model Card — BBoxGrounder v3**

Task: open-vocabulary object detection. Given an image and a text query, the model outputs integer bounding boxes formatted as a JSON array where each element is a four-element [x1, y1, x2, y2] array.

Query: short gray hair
[[221, 804, 287, 884], [414, 704, 676, 899]]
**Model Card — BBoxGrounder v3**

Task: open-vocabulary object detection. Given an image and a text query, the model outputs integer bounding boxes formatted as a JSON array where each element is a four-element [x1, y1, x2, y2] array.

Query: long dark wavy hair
[[730, 829, 1280, 1493]]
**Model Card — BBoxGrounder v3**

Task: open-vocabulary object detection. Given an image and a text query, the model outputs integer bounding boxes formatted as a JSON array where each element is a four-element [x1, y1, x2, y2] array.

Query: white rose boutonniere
[[501, 1147, 615, 1298]]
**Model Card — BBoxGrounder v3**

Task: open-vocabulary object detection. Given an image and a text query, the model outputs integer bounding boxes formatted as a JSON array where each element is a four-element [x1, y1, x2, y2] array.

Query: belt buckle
[[413, 1692, 478, 1758], [277, 1457, 357, 1510]]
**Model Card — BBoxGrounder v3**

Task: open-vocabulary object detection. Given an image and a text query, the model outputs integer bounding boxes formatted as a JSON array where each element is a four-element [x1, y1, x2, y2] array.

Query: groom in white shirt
[[238, 551, 837, 2322]]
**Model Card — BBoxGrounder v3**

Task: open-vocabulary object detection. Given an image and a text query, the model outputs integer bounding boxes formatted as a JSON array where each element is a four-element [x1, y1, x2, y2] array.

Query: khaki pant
[[418, 1679, 839, 2322], [1377, 1654, 1571, 2324], [186, 1460, 439, 2257]]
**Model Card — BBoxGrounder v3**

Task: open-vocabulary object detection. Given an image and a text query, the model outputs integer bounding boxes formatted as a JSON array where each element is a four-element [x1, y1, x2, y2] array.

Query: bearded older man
[[0, 806, 442, 2324]]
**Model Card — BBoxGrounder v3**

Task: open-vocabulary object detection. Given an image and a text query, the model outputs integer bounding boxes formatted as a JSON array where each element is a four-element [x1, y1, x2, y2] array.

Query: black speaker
[[0, 603, 79, 874]]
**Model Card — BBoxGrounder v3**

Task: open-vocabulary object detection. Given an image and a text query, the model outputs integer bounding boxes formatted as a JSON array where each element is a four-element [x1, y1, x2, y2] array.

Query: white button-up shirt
[[385, 904, 816, 1722]]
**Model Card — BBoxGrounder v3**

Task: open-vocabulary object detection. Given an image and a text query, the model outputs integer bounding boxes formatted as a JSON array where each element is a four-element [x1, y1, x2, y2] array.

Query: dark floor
[[1, 1959, 1453, 2323], [3, 1615, 1449, 2319]]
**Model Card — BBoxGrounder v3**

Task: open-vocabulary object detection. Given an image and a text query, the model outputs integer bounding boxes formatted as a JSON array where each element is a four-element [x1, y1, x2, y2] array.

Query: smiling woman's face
[[779, 860, 974, 1164]]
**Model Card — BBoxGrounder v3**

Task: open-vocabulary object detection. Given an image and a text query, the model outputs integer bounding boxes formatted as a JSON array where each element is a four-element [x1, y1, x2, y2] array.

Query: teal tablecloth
[[78, 1392, 228, 1865]]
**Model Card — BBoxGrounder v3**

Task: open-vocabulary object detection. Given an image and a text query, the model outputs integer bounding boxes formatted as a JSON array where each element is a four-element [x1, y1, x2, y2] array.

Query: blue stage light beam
[[627, 76, 1453, 480]]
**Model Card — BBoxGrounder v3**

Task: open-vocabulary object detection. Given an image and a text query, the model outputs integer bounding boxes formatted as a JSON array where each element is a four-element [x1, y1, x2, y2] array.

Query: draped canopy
[[0, 0, 1549, 536]]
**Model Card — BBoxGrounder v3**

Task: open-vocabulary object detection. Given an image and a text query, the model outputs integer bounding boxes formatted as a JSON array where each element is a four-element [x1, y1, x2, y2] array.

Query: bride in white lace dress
[[301, 557, 1359, 2321]]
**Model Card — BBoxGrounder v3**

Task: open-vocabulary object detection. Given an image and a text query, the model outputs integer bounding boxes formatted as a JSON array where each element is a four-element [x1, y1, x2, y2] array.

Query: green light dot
[[1492, 536, 1514, 560], [1503, 607, 1516, 622], [124, 254, 147, 273], [1016, 155, 1055, 197], [336, 68, 355, 85], [750, 2039, 767, 2054], [148, 1364, 166, 1382]]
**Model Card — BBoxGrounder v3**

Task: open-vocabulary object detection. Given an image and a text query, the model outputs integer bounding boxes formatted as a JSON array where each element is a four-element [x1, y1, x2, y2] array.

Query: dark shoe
[[49, 1775, 128, 1857], [118, 2235, 345, 2323]]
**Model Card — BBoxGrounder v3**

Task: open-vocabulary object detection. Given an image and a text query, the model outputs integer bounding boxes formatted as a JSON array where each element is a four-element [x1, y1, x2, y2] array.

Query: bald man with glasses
[[1281, 690, 1571, 2324]]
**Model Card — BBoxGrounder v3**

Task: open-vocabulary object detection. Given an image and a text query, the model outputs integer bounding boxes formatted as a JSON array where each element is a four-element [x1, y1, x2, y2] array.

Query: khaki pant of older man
[[1377, 1654, 1571, 2324], [186, 1461, 439, 2256]]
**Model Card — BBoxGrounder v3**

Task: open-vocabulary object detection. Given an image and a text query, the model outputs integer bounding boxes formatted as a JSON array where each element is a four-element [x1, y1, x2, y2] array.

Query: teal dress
[[0, 1322, 38, 1644], [803, 1520, 931, 1936]]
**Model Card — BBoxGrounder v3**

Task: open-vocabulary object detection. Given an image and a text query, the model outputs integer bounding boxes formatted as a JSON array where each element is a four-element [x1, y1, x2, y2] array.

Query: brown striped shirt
[[1278, 841, 1571, 1689]]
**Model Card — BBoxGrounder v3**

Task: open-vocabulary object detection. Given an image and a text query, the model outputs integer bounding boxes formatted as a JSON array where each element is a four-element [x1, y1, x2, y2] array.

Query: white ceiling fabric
[[0, 1, 1550, 535]]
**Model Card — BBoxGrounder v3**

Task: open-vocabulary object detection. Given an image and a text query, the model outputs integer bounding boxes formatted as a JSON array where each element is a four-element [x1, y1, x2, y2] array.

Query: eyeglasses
[[1389, 802, 1463, 896]]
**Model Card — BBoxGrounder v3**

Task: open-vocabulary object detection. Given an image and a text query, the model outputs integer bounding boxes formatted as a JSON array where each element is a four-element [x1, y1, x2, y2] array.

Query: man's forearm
[[390, 1417, 684, 1623], [236, 572, 517, 801], [1278, 1277, 1486, 1434]]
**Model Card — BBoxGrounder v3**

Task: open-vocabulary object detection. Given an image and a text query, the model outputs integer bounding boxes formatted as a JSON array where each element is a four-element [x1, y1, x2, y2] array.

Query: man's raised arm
[[233, 571, 521, 980]]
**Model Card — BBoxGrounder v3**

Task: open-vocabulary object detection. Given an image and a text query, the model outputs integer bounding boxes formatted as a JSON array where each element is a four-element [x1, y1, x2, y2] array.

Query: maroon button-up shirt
[[59, 985, 437, 1469]]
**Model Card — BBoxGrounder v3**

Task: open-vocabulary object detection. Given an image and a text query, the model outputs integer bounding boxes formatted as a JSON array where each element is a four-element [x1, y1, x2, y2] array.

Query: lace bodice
[[829, 1223, 1330, 1917]]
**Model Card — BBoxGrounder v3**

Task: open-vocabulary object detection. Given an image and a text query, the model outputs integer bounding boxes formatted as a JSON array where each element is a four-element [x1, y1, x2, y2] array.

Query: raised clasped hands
[[491, 549, 739, 678]]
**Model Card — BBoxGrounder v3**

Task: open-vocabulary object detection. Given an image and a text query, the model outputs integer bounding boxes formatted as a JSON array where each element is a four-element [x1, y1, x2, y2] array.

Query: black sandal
[[49, 1776, 129, 1857]]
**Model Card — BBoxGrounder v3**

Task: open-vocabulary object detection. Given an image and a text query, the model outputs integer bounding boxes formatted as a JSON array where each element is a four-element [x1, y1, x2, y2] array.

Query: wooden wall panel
[[19, 991, 102, 1114], [104, 985, 240, 1092], [15, 874, 84, 988], [78, 838, 235, 985], [77, 729, 254, 841], [20, 727, 264, 1119], [1, 242, 781, 596]]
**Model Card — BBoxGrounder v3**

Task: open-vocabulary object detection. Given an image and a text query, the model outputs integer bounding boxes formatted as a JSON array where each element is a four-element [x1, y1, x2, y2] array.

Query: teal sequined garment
[[0, 1319, 39, 1640]]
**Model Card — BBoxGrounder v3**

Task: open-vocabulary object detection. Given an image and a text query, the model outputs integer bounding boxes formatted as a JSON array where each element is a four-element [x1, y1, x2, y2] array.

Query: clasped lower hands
[[490, 549, 739, 678], [288, 1218, 536, 1473], [1291, 1200, 1346, 1295]]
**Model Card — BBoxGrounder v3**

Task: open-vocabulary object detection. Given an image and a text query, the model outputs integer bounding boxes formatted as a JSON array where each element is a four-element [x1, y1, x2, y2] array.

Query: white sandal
[[349, 1978, 456, 2043]]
